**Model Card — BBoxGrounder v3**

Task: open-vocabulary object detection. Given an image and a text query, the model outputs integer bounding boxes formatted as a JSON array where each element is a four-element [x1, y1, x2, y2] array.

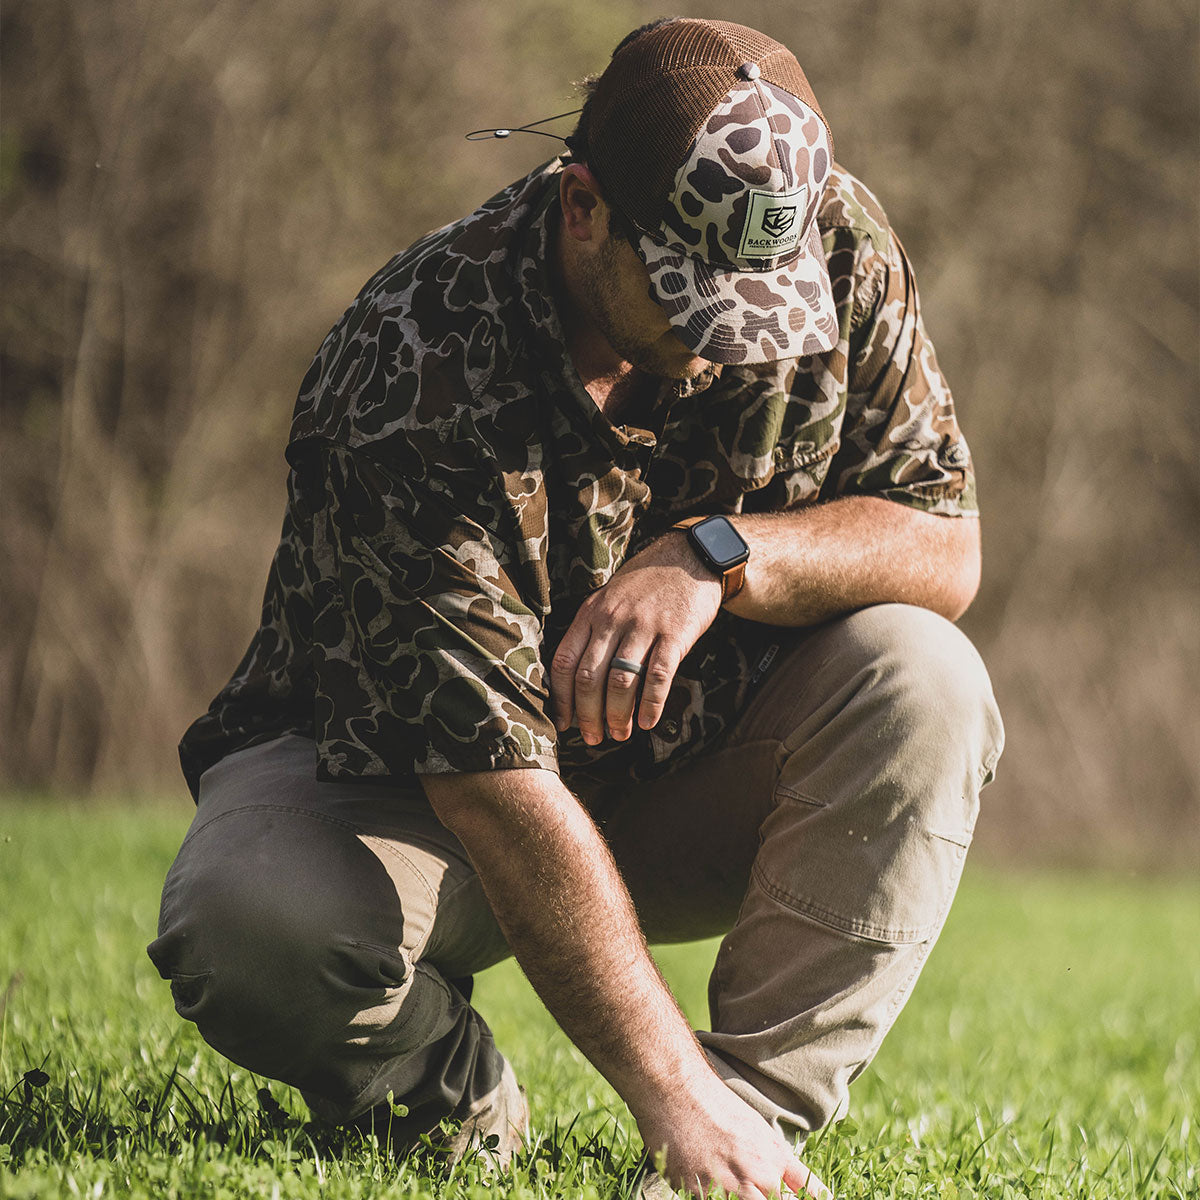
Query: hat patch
[[738, 186, 806, 258]]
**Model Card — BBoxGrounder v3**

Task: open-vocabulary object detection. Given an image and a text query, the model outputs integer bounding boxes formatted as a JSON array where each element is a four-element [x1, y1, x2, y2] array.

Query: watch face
[[694, 517, 750, 569]]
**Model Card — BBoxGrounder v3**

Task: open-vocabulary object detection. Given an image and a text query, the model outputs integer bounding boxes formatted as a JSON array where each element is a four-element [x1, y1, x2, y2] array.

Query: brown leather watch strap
[[671, 516, 747, 603], [720, 559, 747, 603]]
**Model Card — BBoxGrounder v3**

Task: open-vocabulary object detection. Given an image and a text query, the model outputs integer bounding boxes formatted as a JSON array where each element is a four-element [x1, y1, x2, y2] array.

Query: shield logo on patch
[[761, 206, 797, 237]]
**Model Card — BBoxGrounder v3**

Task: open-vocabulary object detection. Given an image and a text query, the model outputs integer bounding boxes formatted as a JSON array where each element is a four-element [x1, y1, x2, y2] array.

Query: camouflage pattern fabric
[[179, 159, 976, 800]]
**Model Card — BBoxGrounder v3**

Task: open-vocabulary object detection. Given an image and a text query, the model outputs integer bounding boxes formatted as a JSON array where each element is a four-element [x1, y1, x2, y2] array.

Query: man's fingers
[[605, 637, 654, 741], [573, 630, 620, 745], [783, 1158, 832, 1200], [636, 641, 680, 731], [549, 616, 594, 731]]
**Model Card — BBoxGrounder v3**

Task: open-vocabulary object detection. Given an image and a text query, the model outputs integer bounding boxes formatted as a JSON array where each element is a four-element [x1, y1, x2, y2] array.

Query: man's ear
[[559, 164, 609, 245]]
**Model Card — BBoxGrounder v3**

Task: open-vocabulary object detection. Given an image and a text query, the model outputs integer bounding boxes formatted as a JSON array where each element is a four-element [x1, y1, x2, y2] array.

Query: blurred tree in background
[[2, 0, 1197, 868]]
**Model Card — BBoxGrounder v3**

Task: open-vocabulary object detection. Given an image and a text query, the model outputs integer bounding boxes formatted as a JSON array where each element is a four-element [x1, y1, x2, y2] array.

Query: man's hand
[[550, 532, 721, 744], [639, 1074, 832, 1199]]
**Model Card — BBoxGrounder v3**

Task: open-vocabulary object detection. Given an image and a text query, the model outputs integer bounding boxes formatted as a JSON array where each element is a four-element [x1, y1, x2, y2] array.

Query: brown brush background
[[2, 0, 1197, 869]]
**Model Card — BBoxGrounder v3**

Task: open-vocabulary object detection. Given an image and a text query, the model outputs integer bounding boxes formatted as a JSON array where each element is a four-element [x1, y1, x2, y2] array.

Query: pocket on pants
[[753, 792, 971, 945]]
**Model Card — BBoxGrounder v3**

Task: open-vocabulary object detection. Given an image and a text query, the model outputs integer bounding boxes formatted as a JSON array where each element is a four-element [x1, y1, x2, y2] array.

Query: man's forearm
[[722, 495, 981, 626], [421, 768, 716, 1120]]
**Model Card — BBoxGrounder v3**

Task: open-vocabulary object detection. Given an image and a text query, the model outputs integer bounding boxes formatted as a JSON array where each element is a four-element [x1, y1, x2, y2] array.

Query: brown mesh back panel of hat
[[587, 19, 832, 234]]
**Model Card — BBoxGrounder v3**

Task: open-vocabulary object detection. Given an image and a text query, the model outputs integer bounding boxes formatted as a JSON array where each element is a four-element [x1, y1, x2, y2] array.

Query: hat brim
[[637, 223, 839, 365]]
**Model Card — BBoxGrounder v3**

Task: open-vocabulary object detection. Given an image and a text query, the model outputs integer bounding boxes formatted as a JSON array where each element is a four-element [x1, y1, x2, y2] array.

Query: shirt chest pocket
[[769, 437, 840, 507]]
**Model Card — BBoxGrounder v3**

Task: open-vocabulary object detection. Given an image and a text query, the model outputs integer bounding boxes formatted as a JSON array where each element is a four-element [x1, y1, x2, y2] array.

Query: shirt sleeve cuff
[[870, 481, 980, 517], [414, 736, 560, 776]]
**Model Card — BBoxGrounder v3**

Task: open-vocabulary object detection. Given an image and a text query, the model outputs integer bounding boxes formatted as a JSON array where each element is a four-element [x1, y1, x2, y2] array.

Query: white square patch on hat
[[737, 185, 807, 259]]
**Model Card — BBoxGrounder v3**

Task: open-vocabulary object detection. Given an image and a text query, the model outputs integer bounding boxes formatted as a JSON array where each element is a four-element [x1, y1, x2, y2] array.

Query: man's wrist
[[622, 1050, 725, 1126], [671, 515, 750, 603]]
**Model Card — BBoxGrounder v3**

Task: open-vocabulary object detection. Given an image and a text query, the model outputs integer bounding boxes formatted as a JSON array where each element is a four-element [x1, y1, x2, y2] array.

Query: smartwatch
[[672, 515, 750, 603]]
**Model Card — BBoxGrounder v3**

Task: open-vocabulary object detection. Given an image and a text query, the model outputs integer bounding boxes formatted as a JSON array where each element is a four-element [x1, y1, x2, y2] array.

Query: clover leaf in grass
[[21, 1068, 50, 1104]]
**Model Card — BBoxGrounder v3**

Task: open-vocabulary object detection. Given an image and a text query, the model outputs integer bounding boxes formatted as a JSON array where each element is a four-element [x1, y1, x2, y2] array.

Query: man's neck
[[591, 367, 659, 426], [566, 334, 642, 415], [551, 218, 651, 418]]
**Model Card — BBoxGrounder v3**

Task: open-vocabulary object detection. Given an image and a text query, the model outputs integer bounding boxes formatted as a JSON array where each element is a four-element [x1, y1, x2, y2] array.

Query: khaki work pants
[[149, 603, 1004, 1141]]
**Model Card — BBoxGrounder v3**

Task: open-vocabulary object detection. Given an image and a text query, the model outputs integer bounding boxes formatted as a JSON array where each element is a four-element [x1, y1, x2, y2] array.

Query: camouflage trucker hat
[[581, 19, 838, 364]]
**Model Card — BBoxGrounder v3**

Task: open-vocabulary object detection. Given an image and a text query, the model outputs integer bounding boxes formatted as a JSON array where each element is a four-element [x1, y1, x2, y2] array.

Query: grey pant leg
[[147, 734, 512, 1129], [600, 604, 1004, 1141]]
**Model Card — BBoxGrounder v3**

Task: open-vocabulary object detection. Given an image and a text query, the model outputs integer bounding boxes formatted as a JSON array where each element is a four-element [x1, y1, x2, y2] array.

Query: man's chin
[[643, 336, 712, 381]]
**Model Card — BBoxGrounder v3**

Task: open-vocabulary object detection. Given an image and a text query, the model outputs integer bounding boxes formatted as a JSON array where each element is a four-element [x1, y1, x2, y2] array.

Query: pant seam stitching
[[183, 803, 365, 848], [346, 939, 410, 978], [929, 828, 973, 850], [773, 784, 824, 808], [359, 834, 440, 916], [344, 962, 455, 1108], [751, 862, 937, 944], [182, 804, 441, 916]]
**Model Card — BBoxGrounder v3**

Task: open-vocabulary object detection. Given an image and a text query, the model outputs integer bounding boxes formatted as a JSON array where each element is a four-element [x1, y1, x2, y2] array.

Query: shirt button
[[942, 440, 969, 468], [660, 719, 680, 739]]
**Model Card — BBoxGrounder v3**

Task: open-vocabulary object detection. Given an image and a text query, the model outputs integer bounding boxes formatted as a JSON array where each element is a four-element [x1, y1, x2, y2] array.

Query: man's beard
[[582, 237, 708, 381]]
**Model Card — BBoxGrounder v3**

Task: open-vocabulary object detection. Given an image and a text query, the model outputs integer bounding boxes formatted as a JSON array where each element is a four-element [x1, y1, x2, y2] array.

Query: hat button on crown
[[736, 62, 761, 81]]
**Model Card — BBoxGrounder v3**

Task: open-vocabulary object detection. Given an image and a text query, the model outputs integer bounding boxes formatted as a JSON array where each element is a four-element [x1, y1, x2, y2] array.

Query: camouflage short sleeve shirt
[[178, 159, 976, 800]]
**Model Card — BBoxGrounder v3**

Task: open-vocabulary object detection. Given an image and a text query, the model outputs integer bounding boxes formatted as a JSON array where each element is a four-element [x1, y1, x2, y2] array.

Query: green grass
[[0, 803, 1196, 1199]]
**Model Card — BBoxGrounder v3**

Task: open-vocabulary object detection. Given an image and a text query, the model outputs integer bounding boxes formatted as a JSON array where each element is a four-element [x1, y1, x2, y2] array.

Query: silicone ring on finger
[[609, 656, 645, 677]]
